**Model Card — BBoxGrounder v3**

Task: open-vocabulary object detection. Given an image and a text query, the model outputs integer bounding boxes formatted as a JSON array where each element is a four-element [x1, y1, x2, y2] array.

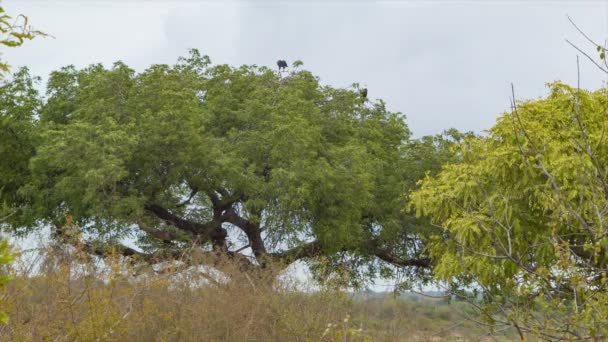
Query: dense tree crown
[[1, 50, 456, 282], [412, 83, 608, 338]]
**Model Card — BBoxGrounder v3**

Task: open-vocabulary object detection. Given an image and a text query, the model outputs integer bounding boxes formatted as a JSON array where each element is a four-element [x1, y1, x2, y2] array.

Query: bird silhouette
[[276, 60, 288, 71]]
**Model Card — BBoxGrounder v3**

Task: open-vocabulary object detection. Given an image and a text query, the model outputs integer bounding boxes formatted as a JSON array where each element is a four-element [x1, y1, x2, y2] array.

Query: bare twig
[[565, 39, 608, 74]]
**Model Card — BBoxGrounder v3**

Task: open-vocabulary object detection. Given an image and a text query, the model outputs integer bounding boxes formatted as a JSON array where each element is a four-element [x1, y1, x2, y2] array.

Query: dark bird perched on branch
[[360, 88, 368, 100], [277, 60, 288, 71]]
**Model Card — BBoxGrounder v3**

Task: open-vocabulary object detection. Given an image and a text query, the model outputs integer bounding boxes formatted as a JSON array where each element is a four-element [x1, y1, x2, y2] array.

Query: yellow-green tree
[[412, 83, 608, 339], [0, 5, 45, 76]]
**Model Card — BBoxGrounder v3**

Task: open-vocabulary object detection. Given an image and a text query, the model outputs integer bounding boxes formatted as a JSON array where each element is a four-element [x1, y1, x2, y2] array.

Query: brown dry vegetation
[[0, 247, 515, 342]]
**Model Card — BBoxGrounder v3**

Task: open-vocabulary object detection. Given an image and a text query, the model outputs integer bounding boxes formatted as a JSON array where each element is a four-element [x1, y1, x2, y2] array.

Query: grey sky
[[4, 0, 608, 137]]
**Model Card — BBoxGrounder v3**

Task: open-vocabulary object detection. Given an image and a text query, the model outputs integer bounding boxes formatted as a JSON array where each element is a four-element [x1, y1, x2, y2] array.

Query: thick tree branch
[[366, 237, 431, 268], [270, 240, 323, 263], [144, 203, 205, 233], [176, 187, 198, 207], [373, 249, 431, 267], [270, 238, 431, 269], [223, 208, 267, 257], [78, 241, 147, 260], [145, 202, 430, 270], [206, 190, 241, 209], [136, 221, 176, 243], [144, 203, 227, 249]]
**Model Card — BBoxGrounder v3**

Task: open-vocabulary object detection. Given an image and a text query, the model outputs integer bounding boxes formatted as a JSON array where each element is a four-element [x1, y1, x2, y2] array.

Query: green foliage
[[0, 5, 46, 76], [0, 239, 12, 324], [0, 67, 41, 230], [412, 82, 608, 338], [598, 44, 606, 61], [2, 50, 455, 286], [0, 3, 45, 325]]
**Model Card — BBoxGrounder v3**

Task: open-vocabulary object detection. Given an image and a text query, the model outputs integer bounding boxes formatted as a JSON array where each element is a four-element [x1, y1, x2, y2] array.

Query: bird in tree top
[[277, 60, 288, 71], [360, 87, 368, 100]]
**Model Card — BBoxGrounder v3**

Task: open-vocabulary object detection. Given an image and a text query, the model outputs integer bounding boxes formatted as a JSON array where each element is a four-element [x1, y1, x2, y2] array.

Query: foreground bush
[[0, 246, 513, 341]]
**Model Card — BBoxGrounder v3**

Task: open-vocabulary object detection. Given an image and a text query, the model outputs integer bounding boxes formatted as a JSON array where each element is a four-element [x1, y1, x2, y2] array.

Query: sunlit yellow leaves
[[412, 82, 608, 337]]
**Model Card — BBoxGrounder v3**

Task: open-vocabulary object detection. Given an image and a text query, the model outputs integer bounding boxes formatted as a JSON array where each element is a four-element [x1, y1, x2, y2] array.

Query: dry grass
[[0, 247, 514, 342]]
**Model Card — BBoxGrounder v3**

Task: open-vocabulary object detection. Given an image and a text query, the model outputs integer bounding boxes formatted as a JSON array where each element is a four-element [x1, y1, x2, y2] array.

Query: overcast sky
[[4, 1, 608, 136]]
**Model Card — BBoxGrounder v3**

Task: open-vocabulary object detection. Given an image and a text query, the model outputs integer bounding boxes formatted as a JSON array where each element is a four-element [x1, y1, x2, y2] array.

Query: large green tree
[[412, 83, 608, 339], [4, 51, 454, 284]]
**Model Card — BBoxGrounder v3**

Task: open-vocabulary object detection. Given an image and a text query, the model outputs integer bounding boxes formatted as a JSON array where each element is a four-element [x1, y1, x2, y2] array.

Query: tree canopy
[[1, 50, 457, 284], [412, 83, 608, 338]]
